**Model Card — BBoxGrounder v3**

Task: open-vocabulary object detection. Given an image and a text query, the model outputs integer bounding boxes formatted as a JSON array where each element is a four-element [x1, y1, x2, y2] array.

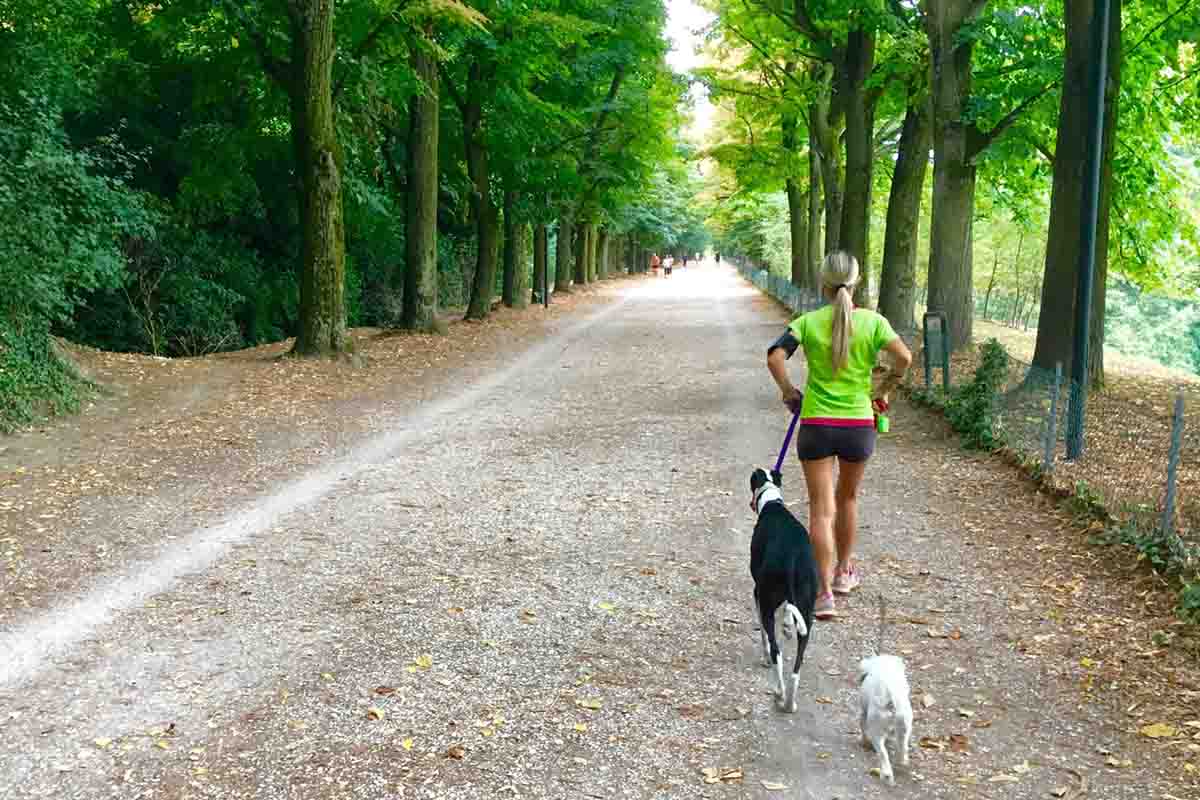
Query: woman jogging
[[765, 251, 912, 619]]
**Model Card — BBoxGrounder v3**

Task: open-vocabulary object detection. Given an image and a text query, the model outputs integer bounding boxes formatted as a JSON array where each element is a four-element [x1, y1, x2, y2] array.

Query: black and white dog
[[749, 468, 819, 713]]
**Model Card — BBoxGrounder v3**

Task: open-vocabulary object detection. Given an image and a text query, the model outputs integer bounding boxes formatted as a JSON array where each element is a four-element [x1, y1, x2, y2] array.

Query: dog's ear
[[750, 468, 769, 494]]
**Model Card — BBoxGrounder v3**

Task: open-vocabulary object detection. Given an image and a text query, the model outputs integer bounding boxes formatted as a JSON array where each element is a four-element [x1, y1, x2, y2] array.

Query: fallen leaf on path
[[815, 696, 833, 705], [94, 738, 112, 749], [573, 723, 588, 732], [576, 698, 603, 711], [922, 693, 936, 709], [989, 774, 1019, 783], [446, 745, 466, 760], [401, 738, 414, 750], [598, 601, 616, 612], [701, 767, 743, 784], [374, 686, 397, 696], [760, 780, 788, 790], [406, 654, 433, 673], [366, 707, 385, 721], [1139, 722, 1178, 739], [950, 734, 970, 752]]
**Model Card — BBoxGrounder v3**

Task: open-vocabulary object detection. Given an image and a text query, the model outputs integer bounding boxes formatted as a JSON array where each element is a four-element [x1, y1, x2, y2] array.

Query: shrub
[[0, 92, 150, 428], [943, 339, 1009, 450]]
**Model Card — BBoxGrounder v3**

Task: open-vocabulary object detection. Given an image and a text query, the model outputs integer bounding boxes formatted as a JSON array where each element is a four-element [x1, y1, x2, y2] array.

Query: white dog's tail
[[783, 602, 808, 639]]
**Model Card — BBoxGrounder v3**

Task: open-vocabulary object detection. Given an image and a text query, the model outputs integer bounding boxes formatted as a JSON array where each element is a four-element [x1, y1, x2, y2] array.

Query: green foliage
[[1091, 513, 1200, 623], [930, 339, 1009, 451], [0, 319, 88, 434], [1178, 581, 1200, 625], [0, 0, 700, 425]]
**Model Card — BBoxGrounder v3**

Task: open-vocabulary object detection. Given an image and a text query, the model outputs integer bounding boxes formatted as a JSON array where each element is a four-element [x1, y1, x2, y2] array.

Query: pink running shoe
[[814, 592, 837, 620], [832, 565, 861, 595]]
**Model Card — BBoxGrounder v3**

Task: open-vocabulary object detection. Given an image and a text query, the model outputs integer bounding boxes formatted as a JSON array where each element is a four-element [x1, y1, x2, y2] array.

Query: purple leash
[[771, 409, 800, 488]]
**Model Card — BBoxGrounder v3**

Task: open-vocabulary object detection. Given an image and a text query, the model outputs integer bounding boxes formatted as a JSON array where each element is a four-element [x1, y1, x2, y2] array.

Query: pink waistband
[[801, 417, 874, 428]]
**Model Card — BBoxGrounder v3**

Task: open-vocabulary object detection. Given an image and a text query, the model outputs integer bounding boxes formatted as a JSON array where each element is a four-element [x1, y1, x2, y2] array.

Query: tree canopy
[[0, 0, 706, 429]]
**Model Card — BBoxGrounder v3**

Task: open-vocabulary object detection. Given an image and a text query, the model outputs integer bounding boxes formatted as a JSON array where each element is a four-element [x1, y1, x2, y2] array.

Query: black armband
[[768, 331, 799, 359]]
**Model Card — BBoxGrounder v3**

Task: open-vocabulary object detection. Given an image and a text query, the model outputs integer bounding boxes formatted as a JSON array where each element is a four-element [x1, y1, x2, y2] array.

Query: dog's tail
[[782, 602, 808, 639]]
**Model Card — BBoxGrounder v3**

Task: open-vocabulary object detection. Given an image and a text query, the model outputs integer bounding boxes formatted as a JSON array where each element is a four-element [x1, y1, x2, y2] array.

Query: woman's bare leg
[[801, 457, 836, 594], [834, 458, 868, 571]]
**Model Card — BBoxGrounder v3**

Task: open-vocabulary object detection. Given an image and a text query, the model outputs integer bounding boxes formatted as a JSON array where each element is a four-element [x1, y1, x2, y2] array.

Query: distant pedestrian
[[664, 256, 673, 276], [650, 253, 660, 275], [715, 252, 721, 264]]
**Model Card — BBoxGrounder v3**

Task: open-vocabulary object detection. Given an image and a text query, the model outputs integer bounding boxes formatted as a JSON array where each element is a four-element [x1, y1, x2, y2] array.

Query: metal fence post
[[1161, 392, 1186, 537], [923, 312, 950, 393], [1043, 362, 1063, 473]]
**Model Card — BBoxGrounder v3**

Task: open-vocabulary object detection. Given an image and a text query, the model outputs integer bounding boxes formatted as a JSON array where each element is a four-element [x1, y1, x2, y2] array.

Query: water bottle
[[874, 398, 890, 433]]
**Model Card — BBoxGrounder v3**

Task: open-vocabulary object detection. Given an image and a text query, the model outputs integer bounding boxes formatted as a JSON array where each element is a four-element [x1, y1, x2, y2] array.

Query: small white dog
[[857, 654, 913, 785]]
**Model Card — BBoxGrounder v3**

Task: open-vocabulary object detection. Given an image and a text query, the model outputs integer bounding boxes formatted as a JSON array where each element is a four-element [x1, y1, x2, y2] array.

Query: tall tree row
[[701, 0, 1200, 385], [1, 0, 708, 426]]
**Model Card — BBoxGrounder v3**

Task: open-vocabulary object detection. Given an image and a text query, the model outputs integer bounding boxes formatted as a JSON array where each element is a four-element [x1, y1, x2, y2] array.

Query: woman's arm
[[874, 336, 913, 406], [767, 336, 803, 411]]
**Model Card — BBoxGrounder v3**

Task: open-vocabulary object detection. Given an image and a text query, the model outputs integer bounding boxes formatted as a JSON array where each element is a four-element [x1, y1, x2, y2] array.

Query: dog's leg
[[761, 605, 784, 704], [783, 632, 808, 714], [899, 711, 912, 767], [773, 653, 785, 706], [872, 733, 894, 786], [754, 591, 771, 668]]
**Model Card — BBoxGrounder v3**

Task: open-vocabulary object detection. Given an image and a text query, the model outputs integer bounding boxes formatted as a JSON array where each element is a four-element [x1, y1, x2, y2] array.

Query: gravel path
[[0, 265, 1186, 799]]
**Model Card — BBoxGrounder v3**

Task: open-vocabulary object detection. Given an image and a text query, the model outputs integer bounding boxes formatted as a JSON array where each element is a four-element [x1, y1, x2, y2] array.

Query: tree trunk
[[401, 35, 439, 332], [463, 64, 499, 321], [982, 251, 999, 320], [807, 128, 823, 285], [1024, 280, 1040, 330], [811, 73, 844, 256], [533, 223, 548, 302], [554, 216, 573, 294], [877, 96, 931, 332], [925, 0, 979, 351], [781, 103, 808, 290], [573, 223, 588, 285], [1031, 0, 1121, 388], [288, 0, 348, 357], [597, 229, 610, 280], [502, 188, 518, 307], [786, 177, 809, 289], [587, 225, 598, 282], [837, 28, 877, 307]]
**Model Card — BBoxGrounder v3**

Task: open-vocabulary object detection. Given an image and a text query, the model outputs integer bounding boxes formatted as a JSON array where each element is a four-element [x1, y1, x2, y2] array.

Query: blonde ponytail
[[821, 251, 860, 374]]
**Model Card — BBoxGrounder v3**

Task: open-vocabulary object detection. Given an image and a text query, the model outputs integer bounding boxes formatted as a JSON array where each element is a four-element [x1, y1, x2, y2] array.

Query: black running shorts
[[795, 423, 876, 463]]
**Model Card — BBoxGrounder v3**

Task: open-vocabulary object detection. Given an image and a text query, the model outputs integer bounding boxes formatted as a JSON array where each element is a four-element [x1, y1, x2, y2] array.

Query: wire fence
[[735, 260, 1200, 559]]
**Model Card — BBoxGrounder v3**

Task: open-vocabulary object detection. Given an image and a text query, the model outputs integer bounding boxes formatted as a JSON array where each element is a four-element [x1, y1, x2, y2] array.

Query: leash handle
[[771, 411, 800, 486]]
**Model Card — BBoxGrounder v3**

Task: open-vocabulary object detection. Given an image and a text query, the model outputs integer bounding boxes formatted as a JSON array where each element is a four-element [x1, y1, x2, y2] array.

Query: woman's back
[[790, 306, 896, 422]]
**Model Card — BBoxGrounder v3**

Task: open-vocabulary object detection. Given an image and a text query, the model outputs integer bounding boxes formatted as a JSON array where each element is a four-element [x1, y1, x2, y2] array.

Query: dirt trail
[[0, 265, 1194, 799]]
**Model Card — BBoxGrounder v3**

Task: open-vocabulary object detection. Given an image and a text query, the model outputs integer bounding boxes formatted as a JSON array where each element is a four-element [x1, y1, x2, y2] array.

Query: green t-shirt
[[788, 306, 898, 421]]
